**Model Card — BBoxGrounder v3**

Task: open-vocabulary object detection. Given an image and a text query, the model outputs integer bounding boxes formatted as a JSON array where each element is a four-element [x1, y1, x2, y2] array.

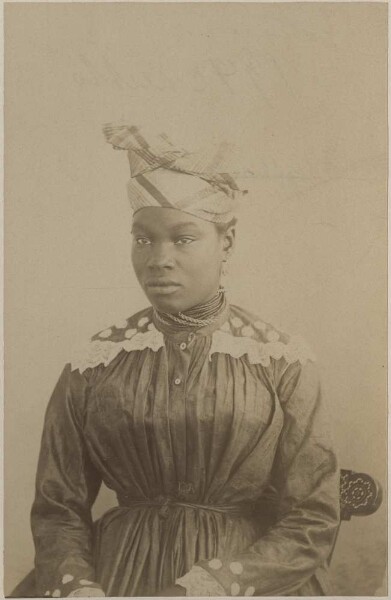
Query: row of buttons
[[175, 342, 186, 384], [174, 333, 195, 386]]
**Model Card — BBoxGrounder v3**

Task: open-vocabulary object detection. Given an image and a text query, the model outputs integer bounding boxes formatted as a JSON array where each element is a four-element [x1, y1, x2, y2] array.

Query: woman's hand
[[157, 584, 186, 596]]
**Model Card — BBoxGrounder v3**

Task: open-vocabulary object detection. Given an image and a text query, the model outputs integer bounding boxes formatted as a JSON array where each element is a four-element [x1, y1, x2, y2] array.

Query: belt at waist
[[116, 494, 255, 518]]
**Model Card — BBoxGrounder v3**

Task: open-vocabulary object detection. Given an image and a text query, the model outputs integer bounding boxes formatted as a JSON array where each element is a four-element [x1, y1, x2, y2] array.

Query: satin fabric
[[31, 303, 339, 597]]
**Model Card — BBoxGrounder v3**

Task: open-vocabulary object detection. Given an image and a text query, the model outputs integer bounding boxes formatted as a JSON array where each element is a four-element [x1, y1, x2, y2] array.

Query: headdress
[[103, 123, 247, 223]]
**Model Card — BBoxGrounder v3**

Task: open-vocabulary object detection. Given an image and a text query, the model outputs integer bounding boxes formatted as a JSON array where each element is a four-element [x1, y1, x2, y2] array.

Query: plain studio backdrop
[[4, 2, 387, 596]]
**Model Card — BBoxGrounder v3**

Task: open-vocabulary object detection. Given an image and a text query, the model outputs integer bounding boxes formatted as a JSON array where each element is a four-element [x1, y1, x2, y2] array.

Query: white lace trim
[[209, 329, 315, 367], [71, 317, 314, 374], [176, 566, 226, 597], [71, 325, 164, 373]]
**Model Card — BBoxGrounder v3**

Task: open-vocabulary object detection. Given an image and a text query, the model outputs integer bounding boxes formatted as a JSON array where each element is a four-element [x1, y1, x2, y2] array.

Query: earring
[[219, 259, 229, 293]]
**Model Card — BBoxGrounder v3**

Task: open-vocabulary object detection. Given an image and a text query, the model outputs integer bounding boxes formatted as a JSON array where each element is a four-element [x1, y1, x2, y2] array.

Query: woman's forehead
[[131, 208, 210, 232]]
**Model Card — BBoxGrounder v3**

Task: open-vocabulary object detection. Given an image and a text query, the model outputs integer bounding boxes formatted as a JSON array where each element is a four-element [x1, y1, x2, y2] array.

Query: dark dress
[[29, 302, 339, 597]]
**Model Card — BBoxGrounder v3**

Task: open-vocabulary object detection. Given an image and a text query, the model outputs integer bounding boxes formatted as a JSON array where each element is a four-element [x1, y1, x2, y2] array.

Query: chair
[[9, 469, 383, 597], [339, 469, 383, 520], [326, 468, 383, 564]]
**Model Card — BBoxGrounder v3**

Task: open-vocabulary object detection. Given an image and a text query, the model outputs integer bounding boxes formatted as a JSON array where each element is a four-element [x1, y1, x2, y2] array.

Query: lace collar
[[209, 317, 315, 368], [71, 306, 315, 374]]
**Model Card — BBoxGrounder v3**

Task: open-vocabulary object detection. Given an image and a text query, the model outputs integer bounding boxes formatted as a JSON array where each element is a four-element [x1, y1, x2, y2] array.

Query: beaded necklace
[[154, 290, 226, 330]]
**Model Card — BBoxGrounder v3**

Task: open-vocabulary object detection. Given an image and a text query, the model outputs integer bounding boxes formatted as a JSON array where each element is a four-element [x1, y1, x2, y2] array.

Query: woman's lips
[[146, 281, 182, 295]]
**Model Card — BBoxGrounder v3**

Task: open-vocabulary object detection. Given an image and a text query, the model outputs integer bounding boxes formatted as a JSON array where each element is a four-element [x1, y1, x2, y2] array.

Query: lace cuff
[[42, 574, 104, 598], [67, 587, 105, 597], [176, 566, 226, 597]]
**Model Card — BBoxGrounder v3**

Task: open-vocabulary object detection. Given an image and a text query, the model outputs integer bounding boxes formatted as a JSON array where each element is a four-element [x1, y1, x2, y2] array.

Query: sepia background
[[4, 2, 387, 596]]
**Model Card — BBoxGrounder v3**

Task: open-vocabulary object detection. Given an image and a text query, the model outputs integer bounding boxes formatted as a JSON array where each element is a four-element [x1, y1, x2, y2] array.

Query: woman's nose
[[147, 243, 175, 269]]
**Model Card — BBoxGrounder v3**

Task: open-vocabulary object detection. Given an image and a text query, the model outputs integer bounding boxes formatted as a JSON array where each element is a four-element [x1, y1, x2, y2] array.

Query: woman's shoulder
[[70, 306, 157, 373], [89, 306, 154, 343], [228, 304, 290, 344], [223, 304, 316, 367]]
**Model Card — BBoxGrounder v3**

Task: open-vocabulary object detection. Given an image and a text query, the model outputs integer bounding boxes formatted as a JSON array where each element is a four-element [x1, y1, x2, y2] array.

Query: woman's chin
[[144, 287, 216, 314], [146, 294, 183, 314]]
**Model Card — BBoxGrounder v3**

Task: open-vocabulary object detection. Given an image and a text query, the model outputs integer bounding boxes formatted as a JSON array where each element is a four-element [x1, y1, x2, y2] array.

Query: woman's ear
[[223, 224, 236, 257]]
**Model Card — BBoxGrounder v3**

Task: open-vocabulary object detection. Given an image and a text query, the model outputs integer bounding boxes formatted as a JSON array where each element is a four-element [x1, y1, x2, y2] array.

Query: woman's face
[[131, 207, 234, 313]]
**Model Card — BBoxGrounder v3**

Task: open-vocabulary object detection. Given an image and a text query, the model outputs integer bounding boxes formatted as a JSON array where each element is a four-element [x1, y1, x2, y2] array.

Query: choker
[[154, 290, 227, 331]]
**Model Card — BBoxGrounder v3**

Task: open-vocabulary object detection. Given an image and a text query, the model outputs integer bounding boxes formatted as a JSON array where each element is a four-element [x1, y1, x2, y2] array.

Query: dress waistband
[[117, 494, 255, 518]]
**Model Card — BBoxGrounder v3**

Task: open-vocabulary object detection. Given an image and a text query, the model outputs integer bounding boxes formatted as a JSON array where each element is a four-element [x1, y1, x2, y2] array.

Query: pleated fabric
[[30, 303, 339, 597]]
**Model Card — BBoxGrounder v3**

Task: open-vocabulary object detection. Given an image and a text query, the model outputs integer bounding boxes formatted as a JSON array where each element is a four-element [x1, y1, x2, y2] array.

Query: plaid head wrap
[[103, 123, 247, 223]]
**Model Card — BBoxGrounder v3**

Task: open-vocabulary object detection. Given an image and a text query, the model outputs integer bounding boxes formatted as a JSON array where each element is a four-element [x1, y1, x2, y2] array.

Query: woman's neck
[[154, 289, 226, 331]]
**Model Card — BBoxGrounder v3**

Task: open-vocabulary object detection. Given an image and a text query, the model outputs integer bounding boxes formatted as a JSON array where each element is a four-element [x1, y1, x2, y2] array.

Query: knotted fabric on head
[[103, 123, 247, 223]]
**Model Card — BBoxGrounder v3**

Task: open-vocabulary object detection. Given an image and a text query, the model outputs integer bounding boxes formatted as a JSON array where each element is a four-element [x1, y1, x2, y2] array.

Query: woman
[[29, 124, 340, 597]]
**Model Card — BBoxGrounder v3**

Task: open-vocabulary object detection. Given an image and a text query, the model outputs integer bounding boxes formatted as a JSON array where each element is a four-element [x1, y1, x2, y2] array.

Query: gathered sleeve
[[186, 357, 340, 596], [31, 364, 104, 597]]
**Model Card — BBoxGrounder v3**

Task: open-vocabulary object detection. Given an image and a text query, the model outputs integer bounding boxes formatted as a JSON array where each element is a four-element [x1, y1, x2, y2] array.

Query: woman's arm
[[31, 365, 105, 597], [178, 358, 340, 596]]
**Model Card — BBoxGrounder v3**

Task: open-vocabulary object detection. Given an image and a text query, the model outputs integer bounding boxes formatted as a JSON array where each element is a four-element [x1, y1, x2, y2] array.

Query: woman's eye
[[175, 237, 194, 245], [135, 237, 151, 245]]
